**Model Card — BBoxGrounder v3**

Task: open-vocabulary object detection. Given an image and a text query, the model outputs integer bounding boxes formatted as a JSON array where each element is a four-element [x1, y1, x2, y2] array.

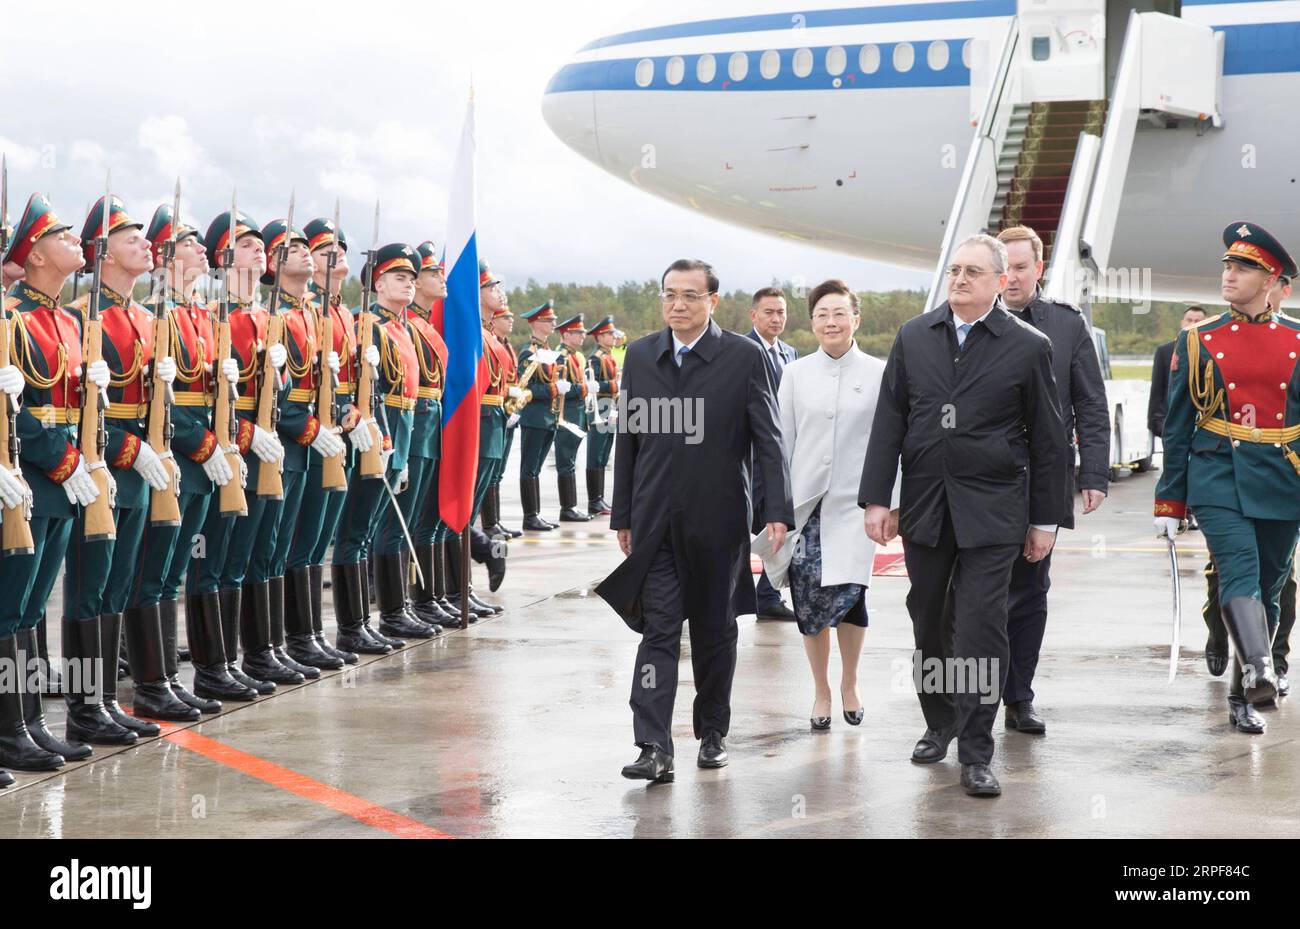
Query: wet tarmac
[[1, 459, 1296, 838]]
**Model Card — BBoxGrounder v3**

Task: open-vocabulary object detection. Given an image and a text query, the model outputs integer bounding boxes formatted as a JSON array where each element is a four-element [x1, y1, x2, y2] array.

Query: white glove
[[155, 356, 177, 385], [86, 360, 110, 389], [507, 386, 525, 402], [202, 447, 233, 486], [268, 343, 287, 370], [311, 426, 346, 459], [555, 379, 571, 396], [236, 448, 248, 486], [0, 466, 28, 509], [586, 378, 599, 396], [221, 357, 240, 383], [349, 418, 376, 454], [325, 351, 340, 374], [607, 407, 619, 425], [251, 425, 284, 463], [132, 442, 171, 492], [62, 458, 99, 506], [104, 466, 117, 504], [364, 345, 380, 368], [396, 468, 409, 494], [380, 446, 393, 472], [506, 413, 520, 428], [0, 365, 23, 398], [1154, 516, 1183, 539]]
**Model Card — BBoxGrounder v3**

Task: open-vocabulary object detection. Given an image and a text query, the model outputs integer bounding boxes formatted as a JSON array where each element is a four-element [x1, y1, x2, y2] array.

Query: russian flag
[[438, 92, 485, 532]]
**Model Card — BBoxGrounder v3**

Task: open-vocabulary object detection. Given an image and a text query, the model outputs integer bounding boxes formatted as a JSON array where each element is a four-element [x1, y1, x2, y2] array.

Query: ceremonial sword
[[1166, 534, 1182, 683]]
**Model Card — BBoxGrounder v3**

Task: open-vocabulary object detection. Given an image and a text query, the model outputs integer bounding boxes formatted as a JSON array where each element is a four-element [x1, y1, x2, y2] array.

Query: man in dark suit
[[994, 226, 1111, 735], [597, 259, 793, 783], [859, 234, 1066, 797], [745, 286, 798, 620], [1148, 305, 1207, 437]]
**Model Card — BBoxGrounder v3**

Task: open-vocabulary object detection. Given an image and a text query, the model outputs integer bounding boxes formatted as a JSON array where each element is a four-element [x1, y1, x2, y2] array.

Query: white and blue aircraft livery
[[543, 0, 1299, 303]]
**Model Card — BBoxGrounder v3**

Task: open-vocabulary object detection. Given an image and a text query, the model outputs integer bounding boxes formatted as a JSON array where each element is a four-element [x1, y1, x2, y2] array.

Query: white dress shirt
[[672, 328, 707, 366]]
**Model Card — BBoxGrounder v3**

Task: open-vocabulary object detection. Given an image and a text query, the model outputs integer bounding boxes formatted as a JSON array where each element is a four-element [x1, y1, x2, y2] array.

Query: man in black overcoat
[[596, 258, 793, 783]]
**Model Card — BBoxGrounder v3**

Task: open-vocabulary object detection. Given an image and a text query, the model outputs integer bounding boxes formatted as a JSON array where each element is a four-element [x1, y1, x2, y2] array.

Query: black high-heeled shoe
[[810, 699, 832, 730], [843, 708, 864, 726]]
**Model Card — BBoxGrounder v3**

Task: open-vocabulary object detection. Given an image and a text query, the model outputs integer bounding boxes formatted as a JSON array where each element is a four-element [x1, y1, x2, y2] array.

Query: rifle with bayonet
[[354, 201, 383, 478], [316, 199, 346, 491], [0, 154, 34, 555], [146, 178, 182, 526], [254, 193, 293, 499], [214, 193, 247, 516], [80, 174, 116, 541]]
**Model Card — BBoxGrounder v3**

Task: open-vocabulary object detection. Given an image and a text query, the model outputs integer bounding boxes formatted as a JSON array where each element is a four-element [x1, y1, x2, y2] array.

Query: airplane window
[[859, 44, 880, 75], [961, 39, 972, 69], [666, 56, 685, 85], [826, 46, 847, 76], [927, 40, 949, 71], [636, 58, 654, 87], [697, 53, 717, 83], [793, 47, 813, 78], [728, 51, 749, 82], [894, 42, 914, 72], [761, 49, 781, 79]]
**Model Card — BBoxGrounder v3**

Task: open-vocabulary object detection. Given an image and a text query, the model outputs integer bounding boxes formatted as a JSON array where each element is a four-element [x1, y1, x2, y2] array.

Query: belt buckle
[[1250, 427, 1262, 442]]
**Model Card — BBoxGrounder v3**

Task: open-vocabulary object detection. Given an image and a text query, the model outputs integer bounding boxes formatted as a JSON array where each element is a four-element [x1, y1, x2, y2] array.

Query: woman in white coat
[[753, 280, 894, 730]]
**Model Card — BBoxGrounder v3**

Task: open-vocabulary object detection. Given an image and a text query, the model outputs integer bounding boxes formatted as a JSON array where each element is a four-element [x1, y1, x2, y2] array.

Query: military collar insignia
[[101, 283, 129, 308], [376, 304, 406, 323], [18, 284, 57, 310], [1227, 306, 1274, 324]]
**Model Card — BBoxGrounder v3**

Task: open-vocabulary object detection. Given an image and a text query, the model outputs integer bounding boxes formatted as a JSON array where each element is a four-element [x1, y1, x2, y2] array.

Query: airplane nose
[[542, 62, 599, 166]]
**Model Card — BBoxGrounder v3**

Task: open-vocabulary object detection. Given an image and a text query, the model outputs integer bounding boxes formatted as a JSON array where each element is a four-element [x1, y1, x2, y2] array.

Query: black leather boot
[[1222, 596, 1277, 705], [269, 575, 320, 679], [558, 473, 591, 522], [310, 563, 357, 664], [521, 477, 553, 531], [241, 581, 305, 686], [187, 591, 255, 702], [491, 485, 521, 538], [0, 769, 12, 787], [359, 558, 404, 648], [1229, 659, 1266, 733], [332, 562, 392, 655], [163, 599, 219, 713], [286, 567, 344, 670], [123, 604, 200, 723], [481, 483, 505, 539], [444, 536, 486, 622], [221, 586, 274, 695], [377, 552, 437, 638], [433, 541, 455, 613], [100, 614, 161, 737], [586, 468, 611, 516], [35, 618, 62, 695], [0, 635, 64, 770], [61, 617, 136, 746], [17, 630, 90, 760], [402, 547, 444, 633], [469, 527, 507, 599], [411, 543, 457, 626]]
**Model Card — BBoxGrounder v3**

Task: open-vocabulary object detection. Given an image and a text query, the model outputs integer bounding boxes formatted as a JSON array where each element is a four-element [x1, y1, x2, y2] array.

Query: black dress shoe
[[698, 731, 728, 768], [559, 507, 592, 522], [961, 762, 1002, 797], [1205, 635, 1229, 677], [1229, 698, 1266, 733], [757, 601, 797, 621], [0, 769, 12, 788], [621, 744, 674, 783], [522, 514, 554, 532], [810, 715, 831, 731], [843, 708, 864, 726], [1004, 700, 1046, 734], [911, 726, 955, 764]]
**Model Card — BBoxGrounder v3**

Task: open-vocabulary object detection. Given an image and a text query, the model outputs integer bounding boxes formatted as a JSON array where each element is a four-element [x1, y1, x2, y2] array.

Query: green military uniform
[[584, 315, 619, 515], [482, 302, 520, 540], [1155, 222, 1300, 731], [516, 300, 560, 530], [553, 314, 591, 522]]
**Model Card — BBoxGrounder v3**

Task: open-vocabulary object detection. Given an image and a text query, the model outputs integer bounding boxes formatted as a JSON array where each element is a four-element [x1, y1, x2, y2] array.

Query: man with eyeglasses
[[598, 258, 792, 783], [860, 234, 1066, 797]]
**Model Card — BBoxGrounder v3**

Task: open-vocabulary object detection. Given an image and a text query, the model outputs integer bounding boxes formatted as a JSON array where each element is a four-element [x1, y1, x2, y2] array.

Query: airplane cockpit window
[[793, 47, 814, 78], [666, 56, 685, 85], [728, 51, 749, 82], [826, 46, 846, 76], [894, 42, 915, 73], [927, 40, 950, 71], [859, 44, 881, 74], [635, 58, 654, 88], [696, 53, 716, 84], [760, 49, 781, 79], [1032, 35, 1051, 61]]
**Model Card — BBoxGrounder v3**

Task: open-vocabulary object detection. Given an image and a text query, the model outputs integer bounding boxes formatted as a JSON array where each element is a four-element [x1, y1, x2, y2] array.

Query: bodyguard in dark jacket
[[993, 226, 1111, 735], [598, 259, 793, 783], [859, 235, 1065, 797], [1147, 306, 1207, 437]]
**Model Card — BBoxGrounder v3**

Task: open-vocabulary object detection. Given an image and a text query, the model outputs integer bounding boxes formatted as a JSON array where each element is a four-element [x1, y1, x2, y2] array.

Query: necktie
[[676, 345, 690, 367], [956, 322, 972, 350], [769, 345, 782, 368]]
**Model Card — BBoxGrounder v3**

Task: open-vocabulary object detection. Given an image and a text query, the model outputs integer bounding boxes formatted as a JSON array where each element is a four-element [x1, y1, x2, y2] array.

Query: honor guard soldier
[[553, 314, 593, 522], [131, 202, 240, 715], [332, 243, 423, 648], [1155, 222, 1300, 734], [284, 216, 374, 662], [483, 300, 521, 539], [515, 299, 564, 531], [403, 241, 458, 629], [0, 195, 111, 771], [66, 196, 179, 735], [368, 240, 446, 638], [190, 210, 288, 698], [584, 314, 619, 516]]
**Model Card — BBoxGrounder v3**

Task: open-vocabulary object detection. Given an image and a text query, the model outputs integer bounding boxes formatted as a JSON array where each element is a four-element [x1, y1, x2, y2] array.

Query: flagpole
[[461, 527, 471, 630]]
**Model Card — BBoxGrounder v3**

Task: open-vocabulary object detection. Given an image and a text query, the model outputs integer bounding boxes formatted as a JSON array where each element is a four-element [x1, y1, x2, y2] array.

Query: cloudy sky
[[1, 0, 927, 292]]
